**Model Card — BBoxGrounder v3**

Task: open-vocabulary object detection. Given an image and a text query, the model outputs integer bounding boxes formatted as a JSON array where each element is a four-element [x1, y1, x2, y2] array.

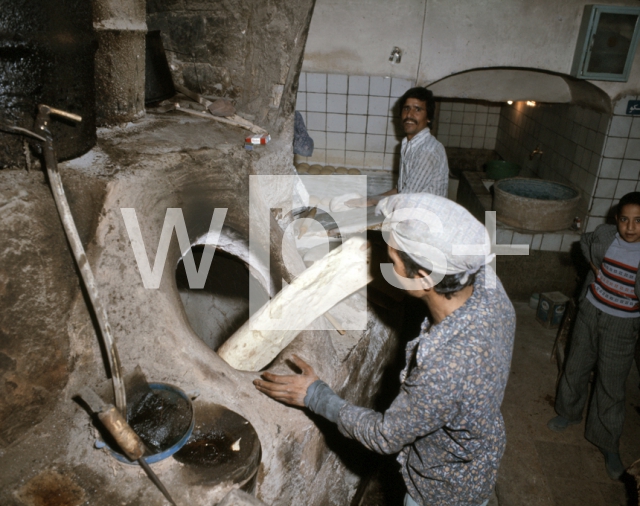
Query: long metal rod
[[47, 106, 82, 123], [80, 388, 177, 505], [36, 104, 127, 414], [138, 458, 177, 505]]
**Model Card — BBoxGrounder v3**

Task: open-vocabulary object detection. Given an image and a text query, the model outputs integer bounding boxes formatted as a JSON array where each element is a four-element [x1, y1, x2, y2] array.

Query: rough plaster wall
[[146, 0, 250, 98], [147, 0, 315, 133], [303, 0, 640, 102], [302, 0, 425, 79], [428, 70, 572, 103], [420, 0, 640, 100], [421, 0, 587, 82], [0, 170, 106, 448]]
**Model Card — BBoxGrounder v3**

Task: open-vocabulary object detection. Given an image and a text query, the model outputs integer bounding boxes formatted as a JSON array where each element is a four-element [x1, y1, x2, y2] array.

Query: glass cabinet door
[[572, 5, 640, 82]]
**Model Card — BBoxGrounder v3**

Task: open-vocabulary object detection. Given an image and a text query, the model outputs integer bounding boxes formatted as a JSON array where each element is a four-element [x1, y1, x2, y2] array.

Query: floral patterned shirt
[[336, 267, 515, 506]]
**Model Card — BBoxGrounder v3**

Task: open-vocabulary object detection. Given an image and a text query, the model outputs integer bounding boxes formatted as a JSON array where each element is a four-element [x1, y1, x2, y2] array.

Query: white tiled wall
[[586, 95, 640, 232], [436, 101, 501, 150], [495, 226, 580, 253], [295, 72, 414, 169], [496, 101, 608, 221]]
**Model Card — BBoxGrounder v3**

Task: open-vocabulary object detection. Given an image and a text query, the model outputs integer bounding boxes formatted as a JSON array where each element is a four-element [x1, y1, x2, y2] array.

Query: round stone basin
[[493, 178, 580, 232]]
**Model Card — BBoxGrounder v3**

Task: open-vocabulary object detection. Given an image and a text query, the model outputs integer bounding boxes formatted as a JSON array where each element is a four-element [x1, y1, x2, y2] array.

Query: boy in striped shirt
[[548, 192, 640, 480]]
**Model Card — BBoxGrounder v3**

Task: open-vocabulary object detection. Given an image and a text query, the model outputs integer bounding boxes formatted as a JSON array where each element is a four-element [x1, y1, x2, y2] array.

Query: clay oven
[[0, 1, 403, 504]]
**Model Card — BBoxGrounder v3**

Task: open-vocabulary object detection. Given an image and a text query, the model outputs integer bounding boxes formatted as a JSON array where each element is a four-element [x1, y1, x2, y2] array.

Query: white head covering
[[376, 193, 493, 278]]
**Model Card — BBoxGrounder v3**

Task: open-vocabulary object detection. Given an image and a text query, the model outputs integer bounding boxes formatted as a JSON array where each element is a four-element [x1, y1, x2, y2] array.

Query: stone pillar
[[93, 0, 147, 125]]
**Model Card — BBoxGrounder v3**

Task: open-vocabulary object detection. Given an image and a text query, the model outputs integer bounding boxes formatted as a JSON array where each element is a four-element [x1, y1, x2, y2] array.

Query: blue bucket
[[95, 382, 195, 465]]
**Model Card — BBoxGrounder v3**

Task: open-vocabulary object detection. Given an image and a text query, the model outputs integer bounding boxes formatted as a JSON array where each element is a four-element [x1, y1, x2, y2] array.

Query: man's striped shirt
[[397, 128, 449, 197]]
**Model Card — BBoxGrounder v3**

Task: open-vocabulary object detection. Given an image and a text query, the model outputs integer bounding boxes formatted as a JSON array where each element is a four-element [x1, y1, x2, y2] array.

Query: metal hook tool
[[4, 105, 127, 415]]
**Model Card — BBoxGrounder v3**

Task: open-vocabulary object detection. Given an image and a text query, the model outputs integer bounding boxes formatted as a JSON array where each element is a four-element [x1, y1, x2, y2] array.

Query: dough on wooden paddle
[[330, 193, 363, 212]]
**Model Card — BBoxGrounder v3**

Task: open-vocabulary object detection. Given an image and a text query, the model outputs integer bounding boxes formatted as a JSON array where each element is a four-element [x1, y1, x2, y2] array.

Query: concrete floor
[[497, 301, 640, 506]]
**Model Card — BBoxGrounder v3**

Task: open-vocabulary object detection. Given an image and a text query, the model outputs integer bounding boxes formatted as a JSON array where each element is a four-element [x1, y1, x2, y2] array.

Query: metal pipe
[[47, 107, 83, 123], [529, 145, 544, 160], [34, 104, 127, 414]]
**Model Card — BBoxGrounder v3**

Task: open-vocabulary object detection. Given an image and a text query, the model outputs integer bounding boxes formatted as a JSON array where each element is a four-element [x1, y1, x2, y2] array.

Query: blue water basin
[[495, 178, 579, 201]]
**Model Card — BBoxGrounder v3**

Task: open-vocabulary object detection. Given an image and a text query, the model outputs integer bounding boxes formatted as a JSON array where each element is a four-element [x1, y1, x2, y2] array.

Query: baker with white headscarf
[[376, 192, 495, 289], [254, 193, 516, 506]]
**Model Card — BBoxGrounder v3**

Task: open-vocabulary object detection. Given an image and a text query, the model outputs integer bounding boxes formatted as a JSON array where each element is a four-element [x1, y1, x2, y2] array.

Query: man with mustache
[[347, 87, 449, 208]]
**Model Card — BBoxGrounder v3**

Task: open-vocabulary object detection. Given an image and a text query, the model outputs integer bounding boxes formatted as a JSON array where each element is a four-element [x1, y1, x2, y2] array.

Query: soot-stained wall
[[147, 0, 316, 133], [0, 0, 97, 167]]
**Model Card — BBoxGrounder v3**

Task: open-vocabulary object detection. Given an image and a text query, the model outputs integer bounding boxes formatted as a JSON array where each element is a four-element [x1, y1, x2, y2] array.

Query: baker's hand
[[590, 262, 599, 276], [253, 355, 319, 407]]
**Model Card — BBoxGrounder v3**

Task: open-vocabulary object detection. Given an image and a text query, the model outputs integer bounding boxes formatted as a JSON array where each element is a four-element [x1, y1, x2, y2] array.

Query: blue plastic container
[[95, 382, 195, 465]]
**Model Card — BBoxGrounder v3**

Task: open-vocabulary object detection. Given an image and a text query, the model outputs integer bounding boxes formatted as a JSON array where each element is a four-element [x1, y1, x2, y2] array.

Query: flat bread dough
[[319, 196, 332, 211], [297, 163, 309, 173], [302, 242, 341, 266], [302, 244, 329, 266], [347, 168, 361, 175], [330, 193, 363, 212], [218, 236, 373, 370], [335, 166, 348, 174]]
